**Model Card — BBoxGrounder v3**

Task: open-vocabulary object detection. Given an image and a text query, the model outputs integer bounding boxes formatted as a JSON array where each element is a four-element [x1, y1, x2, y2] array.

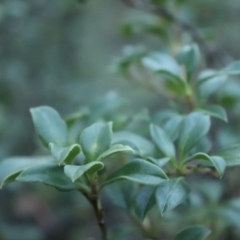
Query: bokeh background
[[1, 0, 240, 239]]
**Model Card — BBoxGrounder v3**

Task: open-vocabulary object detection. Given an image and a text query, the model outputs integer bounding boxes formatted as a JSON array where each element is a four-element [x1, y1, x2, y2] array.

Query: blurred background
[[1, 0, 240, 239]]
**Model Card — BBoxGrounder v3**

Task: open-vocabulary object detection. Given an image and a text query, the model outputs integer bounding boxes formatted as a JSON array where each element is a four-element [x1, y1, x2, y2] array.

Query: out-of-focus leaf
[[30, 106, 68, 148], [155, 178, 190, 215], [112, 131, 156, 157], [96, 144, 134, 161], [215, 144, 240, 166], [0, 156, 52, 188], [105, 181, 137, 210], [162, 114, 183, 142], [186, 152, 226, 178], [103, 159, 168, 187], [178, 112, 211, 157], [135, 186, 156, 220], [197, 105, 227, 122], [177, 43, 201, 78], [79, 122, 112, 161], [174, 226, 211, 240], [220, 60, 240, 76], [65, 107, 89, 127], [49, 143, 81, 165], [150, 124, 175, 159], [64, 162, 104, 182], [146, 157, 170, 168], [17, 162, 80, 191]]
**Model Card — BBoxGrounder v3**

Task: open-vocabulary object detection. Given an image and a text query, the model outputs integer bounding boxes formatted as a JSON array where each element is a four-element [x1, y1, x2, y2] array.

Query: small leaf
[[96, 144, 134, 161], [64, 162, 104, 182], [105, 181, 137, 210], [146, 157, 170, 167], [79, 122, 112, 161], [16, 162, 80, 191], [112, 131, 156, 157], [162, 114, 183, 142], [186, 152, 226, 178], [177, 43, 201, 77], [65, 107, 89, 127], [174, 226, 211, 240], [0, 156, 51, 188], [220, 60, 240, 76], [103, 159, 168, 187], [155, 178, 190, 215], [49, 143, 81, 165], [215, 144, 240, 166], [197, 105, 227, 122], [178, 112, 211, 157], [150, 124, 175, 159], [30, 106, 68, 148], [135, 186, 156, 220]]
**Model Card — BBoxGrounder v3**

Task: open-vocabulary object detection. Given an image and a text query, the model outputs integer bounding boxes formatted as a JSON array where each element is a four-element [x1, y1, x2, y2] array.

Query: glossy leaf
[[150, 124, 175, 159], [80, 122, 112, 161], [49, 143, 81, 165], [155, 178, 190, 215], [215, 144, 240, 166], [174, 226, 211, 240], [135, 186, 156, 220], [0, 156, 51, 188], [112, 131, 156, 157], [186, 152, 226, 177], [96, 144, 134, 161], [177, 43, 201, 77], [103, 159, 168, 187], [64, 162, 104, 182], [17, 162, 80, 191], [178, 112, 211, 157], [30, 106, 68, 148], [197, 105, 227, 122]]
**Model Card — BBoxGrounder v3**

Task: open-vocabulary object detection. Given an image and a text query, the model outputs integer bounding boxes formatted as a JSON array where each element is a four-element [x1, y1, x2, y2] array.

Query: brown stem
[[81, 185, 107, 240]]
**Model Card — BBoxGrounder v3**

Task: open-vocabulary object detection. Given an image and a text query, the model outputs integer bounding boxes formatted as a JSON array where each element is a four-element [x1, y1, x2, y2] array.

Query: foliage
[[1, 0, 240, 240]]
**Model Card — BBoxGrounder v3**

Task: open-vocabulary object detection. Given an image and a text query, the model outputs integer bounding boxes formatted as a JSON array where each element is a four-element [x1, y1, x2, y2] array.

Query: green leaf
[[112, 131, 156, 157], [177, 43, 201, 77], [178, 112, 211, 157], [64, 162, 104, 182], [135, 186, 156, 220], [215, 144, 240, 166], [162, 114, 183, 142], [96, 144, 134, 161], [186, 152, 226, 178], [221, 60, 240, 76], [174, 226, 211, 240], [105, 181, 137, 210], [150, 124, 175, 159], [79, 122, 112, 161], [197, 105, 227, 122], [65, 107, 89, 127], [155, 178, 190, 215], [49, 143, 81, 165], [0, 156, 52, 188], [146, 157, 170, 168], [30, 106, 68, 148], [142, 52, 181, 77], [16, 162, 80, 191], [103, 159, 168, 187]]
